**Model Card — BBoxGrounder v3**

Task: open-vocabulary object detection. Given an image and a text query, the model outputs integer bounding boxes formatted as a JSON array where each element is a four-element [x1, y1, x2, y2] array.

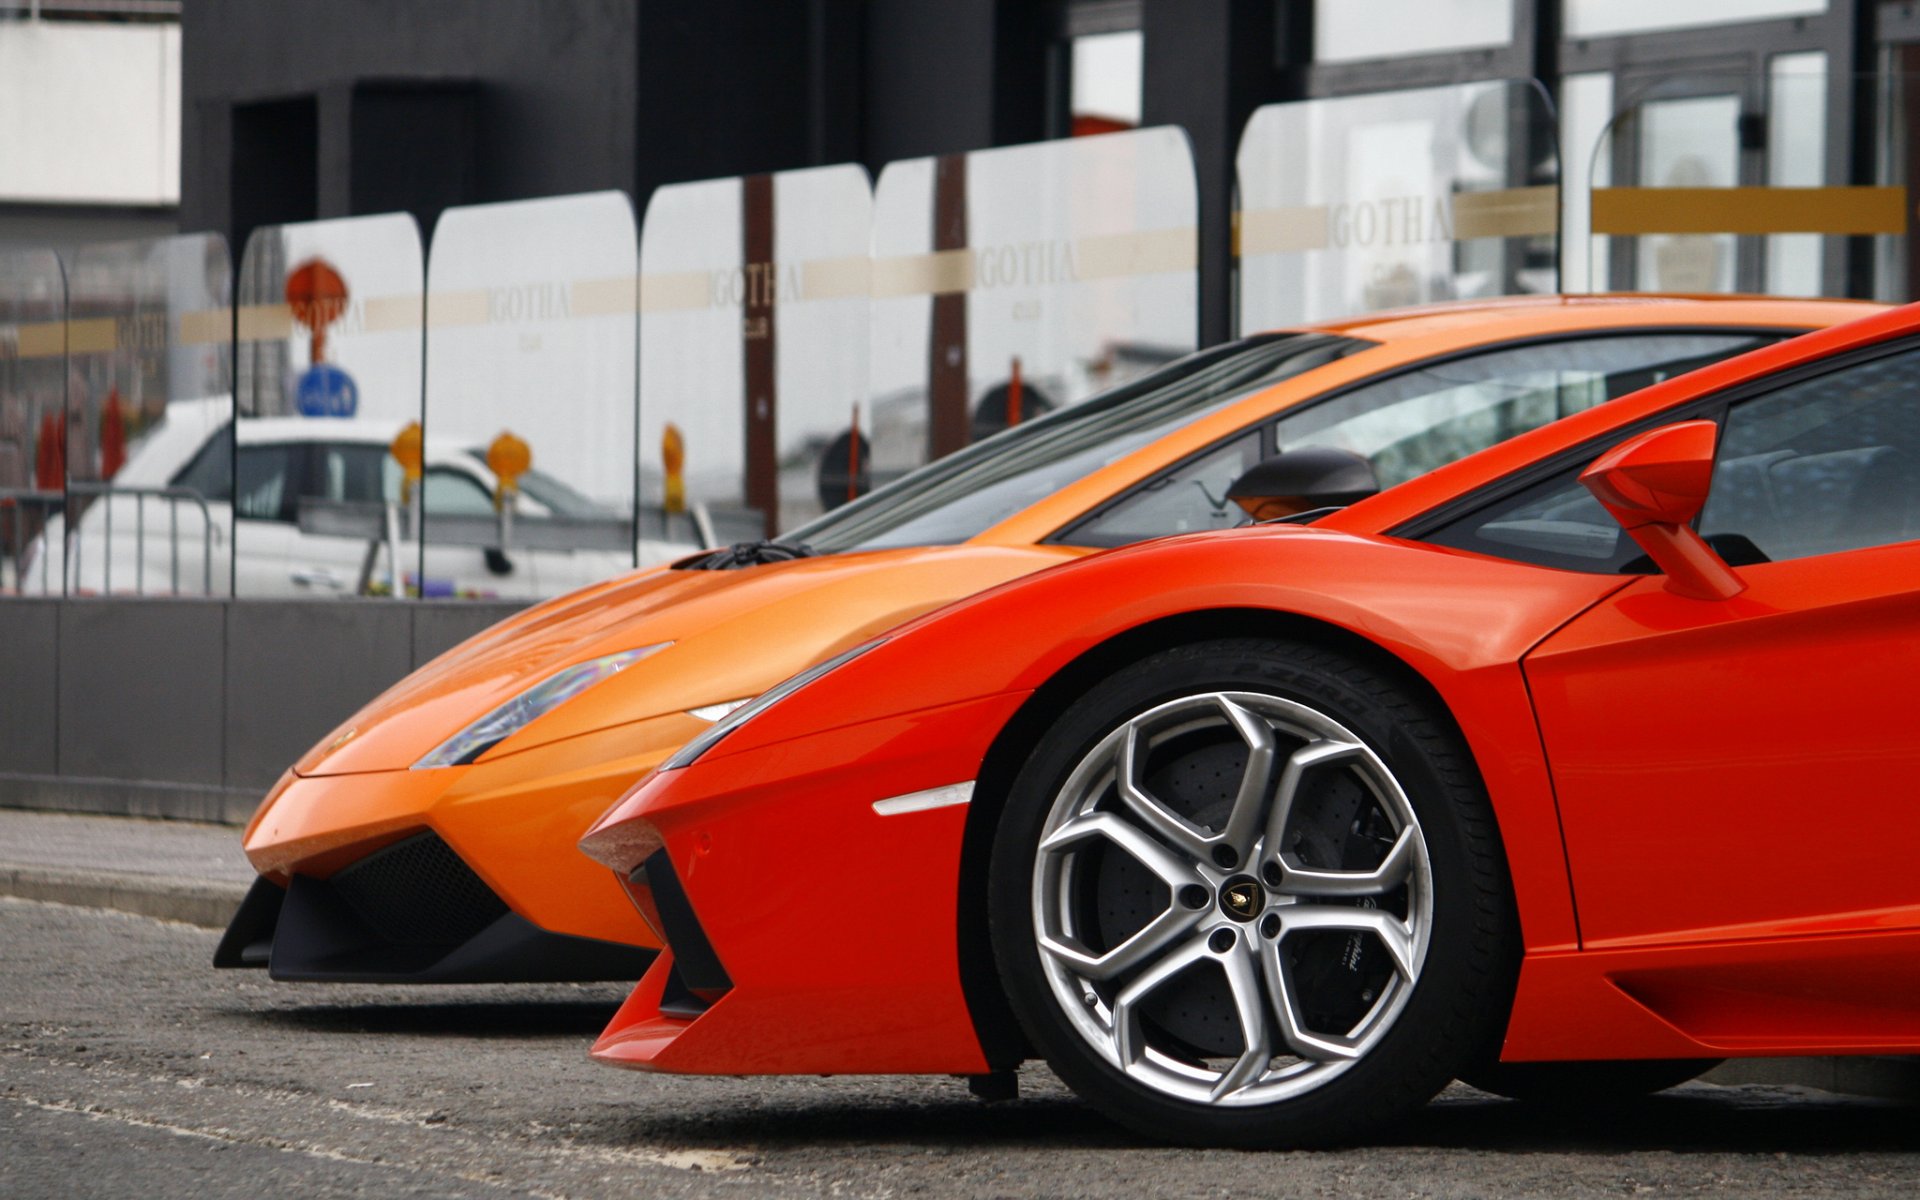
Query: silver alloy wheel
[[1032, 691, 1433, 1107]]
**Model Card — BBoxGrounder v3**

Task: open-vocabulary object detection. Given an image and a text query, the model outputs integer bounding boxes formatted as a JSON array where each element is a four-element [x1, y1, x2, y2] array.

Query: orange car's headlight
[[413, 643, 671, 769]]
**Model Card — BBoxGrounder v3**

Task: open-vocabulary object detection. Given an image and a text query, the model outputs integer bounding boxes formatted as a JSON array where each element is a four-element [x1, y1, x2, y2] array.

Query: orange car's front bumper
[[243, 710, 715, 951]]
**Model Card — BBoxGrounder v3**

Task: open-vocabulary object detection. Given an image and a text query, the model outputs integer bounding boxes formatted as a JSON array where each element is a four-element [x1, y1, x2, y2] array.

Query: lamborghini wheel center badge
[[1220, 877, 1261, 921]]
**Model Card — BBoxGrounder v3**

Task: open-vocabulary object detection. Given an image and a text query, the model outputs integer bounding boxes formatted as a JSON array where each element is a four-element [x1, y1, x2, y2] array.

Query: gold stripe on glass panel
[[1591, 186, 1908, 236]]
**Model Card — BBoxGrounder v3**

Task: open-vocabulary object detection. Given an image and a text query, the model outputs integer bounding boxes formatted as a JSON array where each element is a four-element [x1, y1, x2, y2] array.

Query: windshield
[[785, 333, 1362, 554], [466, 455, 616, 518]]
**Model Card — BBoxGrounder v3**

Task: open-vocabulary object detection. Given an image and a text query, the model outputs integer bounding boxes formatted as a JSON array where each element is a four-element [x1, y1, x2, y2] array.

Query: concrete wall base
[[0, 773, 261, 825], [0, 597, 525, 824]]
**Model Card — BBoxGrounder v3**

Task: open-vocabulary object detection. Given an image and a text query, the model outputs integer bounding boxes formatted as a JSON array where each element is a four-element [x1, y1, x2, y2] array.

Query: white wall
[[0, 20, 180, 207]]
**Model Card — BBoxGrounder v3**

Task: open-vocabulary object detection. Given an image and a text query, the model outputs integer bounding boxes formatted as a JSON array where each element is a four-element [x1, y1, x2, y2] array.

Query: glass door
[[1602, 63, 1760, 293]]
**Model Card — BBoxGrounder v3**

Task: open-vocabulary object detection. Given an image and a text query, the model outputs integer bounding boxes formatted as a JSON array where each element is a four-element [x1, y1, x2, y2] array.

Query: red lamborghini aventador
[[581, 300, 1920, 1147]]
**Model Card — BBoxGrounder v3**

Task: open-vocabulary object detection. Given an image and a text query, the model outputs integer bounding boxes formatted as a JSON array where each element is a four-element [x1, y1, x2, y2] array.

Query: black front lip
[[214, 833, 656, 984]]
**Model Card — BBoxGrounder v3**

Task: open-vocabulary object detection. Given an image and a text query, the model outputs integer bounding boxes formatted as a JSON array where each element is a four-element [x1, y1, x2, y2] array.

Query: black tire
[[1462, 1058, 1719, 1104], [988, 637, 1520, 1148]]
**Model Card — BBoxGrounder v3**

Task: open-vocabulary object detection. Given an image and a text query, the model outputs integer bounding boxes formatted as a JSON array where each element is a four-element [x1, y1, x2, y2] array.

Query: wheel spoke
[[1114, 722, 1216, 863], [1259, 736, 1366, 856], [1272, 825, 1417, 898], [1040, 811, 1203, 892], [1213, 697, 1279, 860], [1208, 933, 1274, 1100], [1039, 901, 1202, 982], [1257, 938, 1362, 1062], [1111, 932, 1213, 1066], [1280, 904, 1418, 980]]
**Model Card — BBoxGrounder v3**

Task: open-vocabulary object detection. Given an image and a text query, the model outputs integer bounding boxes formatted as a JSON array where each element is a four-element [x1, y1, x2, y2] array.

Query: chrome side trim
[[872, 781, 975, 817]]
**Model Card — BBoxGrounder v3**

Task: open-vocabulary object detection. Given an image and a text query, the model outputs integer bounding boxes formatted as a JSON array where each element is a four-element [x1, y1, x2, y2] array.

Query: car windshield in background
[[784, 333, 1365, 554], [489, 461, 614, 519]]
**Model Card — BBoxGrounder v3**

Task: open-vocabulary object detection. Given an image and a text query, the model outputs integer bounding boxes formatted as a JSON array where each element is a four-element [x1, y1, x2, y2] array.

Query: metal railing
[[64, 480, 219, 595]]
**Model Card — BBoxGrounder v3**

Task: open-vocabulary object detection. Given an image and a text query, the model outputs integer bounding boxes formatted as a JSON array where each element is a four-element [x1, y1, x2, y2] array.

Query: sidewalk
[[0, 807, 251, 928]]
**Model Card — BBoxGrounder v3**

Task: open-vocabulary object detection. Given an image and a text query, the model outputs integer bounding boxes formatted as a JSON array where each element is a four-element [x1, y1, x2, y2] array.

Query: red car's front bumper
[[582, 690, 1031, 1076]]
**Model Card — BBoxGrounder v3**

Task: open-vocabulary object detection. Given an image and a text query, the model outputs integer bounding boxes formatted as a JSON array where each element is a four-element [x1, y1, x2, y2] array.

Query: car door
[[418, 465, 532, 598], [156, 420, 235, 596], [1463, 342, 1920, 949], [281, 441, 389, 596], [229, 441, 303, 596]]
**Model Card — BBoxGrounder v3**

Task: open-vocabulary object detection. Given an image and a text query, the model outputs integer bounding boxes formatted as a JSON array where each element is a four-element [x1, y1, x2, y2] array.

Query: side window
[[1066, 432, 1264, 548], [1700, 349, 1920, 562], [1425, 344, 1920, 572], [170, 424, 234, 502], [1270, 333, 1772, 489], [234, 445, 300, 522], [311, 444, 389, 505], [422, 468, 496, 517], [1423, 466, 1638, 574]]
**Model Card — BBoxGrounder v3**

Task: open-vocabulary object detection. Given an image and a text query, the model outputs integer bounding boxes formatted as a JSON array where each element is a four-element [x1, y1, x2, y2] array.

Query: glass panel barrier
[[0, 249, 67, 595], [1581, 70, 1907, 302], [868, 127, 1198, 484], [1236, 80, 1559, 333], [62, 234, 232, 597], [638, 164, 872, 547], [424, 192, 639, 600], [235, 213, 425, 598]]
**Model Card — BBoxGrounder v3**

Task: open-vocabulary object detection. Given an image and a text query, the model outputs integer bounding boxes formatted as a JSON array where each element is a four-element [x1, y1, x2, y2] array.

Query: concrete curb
[[0, 863, 244, 929]]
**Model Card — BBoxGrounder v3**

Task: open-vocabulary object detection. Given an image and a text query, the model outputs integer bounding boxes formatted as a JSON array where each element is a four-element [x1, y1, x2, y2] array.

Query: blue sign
[[295, 363, 360, 418]]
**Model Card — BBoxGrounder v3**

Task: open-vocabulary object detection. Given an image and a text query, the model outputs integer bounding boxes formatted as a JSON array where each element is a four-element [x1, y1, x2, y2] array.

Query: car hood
[[294, 542, 1092, 775]]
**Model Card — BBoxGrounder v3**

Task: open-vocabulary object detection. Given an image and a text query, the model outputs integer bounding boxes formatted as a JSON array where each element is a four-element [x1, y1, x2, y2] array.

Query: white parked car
[[24, 398, 704, 599]]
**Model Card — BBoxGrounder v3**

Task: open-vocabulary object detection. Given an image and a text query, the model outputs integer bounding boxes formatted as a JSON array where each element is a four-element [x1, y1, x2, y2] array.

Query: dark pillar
[[809, 0, 867, 166], [1141, 0, 1287, 347], [636, 0, 815, 207], [347, 82, 481, 240], [862, 0, 1049, 169], [229, 96, 319, 259]]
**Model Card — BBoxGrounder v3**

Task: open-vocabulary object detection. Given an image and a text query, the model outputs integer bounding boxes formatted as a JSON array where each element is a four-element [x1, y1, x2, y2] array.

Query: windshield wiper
[[1262, 506, 1343, 525], [676, 539, 818, 570]]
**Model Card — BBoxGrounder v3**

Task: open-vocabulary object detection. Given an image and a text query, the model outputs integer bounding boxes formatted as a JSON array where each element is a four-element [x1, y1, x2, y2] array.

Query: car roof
[[119, 398, 492, 483], [1284, 293, 1880, 345]]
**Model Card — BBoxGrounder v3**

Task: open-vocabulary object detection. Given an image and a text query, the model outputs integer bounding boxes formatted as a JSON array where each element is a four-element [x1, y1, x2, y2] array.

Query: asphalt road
[[5, 896, 1920, 1198]]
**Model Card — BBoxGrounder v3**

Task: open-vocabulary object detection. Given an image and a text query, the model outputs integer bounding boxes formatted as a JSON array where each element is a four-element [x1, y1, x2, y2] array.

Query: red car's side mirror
[[1580, 420, 1746, 601]]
